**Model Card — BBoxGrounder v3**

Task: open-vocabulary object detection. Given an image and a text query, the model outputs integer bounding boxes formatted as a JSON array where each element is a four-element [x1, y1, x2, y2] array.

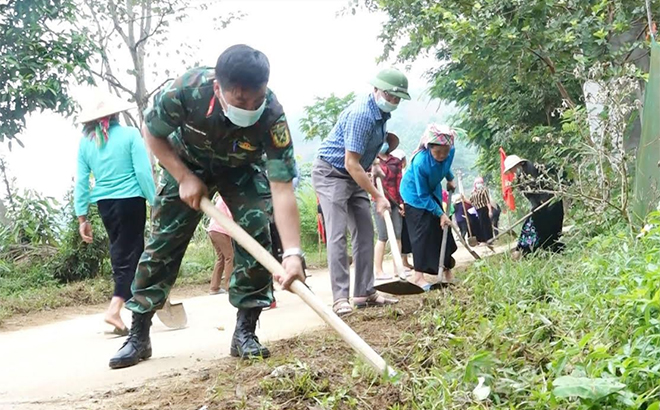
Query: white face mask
[[375, 92, 399, 113], [218, 91, 266, 128]]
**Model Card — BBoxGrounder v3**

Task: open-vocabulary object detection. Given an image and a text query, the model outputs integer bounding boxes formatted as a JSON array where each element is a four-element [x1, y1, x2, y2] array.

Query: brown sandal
[[332, 299, 353, 317], [353, 292, 399, 309]]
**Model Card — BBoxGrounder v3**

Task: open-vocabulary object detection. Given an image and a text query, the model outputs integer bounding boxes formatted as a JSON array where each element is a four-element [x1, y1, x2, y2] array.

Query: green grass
[[381, 222, 660, 409], [0, 272, 114, 323], [202, 213, 660, 409]]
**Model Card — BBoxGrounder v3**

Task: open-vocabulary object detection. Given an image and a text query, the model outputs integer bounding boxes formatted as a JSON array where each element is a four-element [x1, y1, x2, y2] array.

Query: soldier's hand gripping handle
[[179, 172, 208, 210], [279, 255, 305, 291]]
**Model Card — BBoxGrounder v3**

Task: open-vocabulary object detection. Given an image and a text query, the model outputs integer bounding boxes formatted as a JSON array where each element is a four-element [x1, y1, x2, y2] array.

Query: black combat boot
[[109, 311, 155, 369], [230, 307, 270, 359]]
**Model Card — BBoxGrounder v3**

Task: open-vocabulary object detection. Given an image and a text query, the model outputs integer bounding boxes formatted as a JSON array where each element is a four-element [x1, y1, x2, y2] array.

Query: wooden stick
[[375, 178, 405, 278], [457, 172, 474, 238], [439, 189, 457, 270], [439, 225, 449, 269], [486, 197, 555, 244], [199, 197, 394, 377], [451, 222, 481, 260]]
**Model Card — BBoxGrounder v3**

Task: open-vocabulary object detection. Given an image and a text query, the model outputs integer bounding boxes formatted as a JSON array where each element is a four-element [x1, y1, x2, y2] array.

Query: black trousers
[[404, 204, 457, 275], [97, 197, 146, 301], [492, 206, 501, 236], [457, 220, 469, 239], [475, 207, 494, 242]]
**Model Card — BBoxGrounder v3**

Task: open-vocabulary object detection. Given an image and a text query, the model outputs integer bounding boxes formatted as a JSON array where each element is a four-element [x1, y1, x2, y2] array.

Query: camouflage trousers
[[125, 165, 274, 313]]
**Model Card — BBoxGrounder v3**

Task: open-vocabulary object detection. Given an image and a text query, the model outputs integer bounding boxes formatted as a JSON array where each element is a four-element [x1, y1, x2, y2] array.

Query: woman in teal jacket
[[75, 93, 156, 335], [399, 124, 457, 290]]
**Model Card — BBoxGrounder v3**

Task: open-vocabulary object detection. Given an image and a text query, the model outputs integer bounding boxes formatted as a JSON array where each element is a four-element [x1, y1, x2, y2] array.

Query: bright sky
[[3, 0, 439, 200]]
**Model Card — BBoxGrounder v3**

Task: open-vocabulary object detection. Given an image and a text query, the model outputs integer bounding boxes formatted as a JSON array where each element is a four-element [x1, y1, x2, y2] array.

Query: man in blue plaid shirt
[[312, 68, 410, 316]]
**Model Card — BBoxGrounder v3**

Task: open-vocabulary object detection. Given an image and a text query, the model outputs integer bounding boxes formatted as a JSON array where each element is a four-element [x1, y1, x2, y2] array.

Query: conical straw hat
[[78, 90, 134, 124]]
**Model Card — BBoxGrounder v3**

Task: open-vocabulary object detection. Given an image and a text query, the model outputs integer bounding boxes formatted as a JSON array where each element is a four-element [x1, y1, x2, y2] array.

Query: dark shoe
[[230, 308, 270, 359], [109, 311, 155, 369]]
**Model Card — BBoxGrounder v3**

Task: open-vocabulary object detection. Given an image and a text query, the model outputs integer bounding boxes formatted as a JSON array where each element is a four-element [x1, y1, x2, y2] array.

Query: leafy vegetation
[[359, 0, 653, 174], [49, 190, 110, 283], [300, 92, 356, 141], [0, 189, 61, 247], [0, 0, 94, 144], [0, 185, 215, 324]]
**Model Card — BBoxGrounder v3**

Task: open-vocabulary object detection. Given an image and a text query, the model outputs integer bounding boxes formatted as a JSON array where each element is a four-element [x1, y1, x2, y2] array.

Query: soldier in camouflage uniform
[[109, 44, 306, 369]]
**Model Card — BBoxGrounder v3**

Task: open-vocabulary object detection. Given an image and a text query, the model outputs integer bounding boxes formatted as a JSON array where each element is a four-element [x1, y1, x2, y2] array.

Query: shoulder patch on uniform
[[270, 119, 291, 148]]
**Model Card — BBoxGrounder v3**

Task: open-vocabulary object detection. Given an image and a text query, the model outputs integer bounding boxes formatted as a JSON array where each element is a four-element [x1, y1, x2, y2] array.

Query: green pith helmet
[[370, 68, 411, 100]]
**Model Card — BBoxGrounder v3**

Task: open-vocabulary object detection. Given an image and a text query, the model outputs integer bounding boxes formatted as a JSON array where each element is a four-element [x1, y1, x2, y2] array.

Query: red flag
[[317, 214, 326, 244], [316, 196, 326, 244], [500, 147, 516, 211]]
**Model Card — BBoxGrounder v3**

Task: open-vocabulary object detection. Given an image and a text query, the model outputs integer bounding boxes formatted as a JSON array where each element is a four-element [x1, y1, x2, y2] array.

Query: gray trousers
[[312, 158, 375, 302]]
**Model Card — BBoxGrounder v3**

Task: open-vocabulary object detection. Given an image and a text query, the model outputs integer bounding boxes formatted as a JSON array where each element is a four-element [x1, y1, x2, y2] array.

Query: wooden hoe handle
[[200, 197, 394, 376]]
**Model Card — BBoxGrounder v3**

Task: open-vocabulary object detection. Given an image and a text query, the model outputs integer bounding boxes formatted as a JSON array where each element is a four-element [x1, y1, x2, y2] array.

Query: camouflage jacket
[[144, 67, 296, 182]]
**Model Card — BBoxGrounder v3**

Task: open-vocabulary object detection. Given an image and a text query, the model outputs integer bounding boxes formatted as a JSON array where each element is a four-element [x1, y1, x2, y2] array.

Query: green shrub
[[49, 192, 109, 283], [0, 189, 61, 247], [296, 182, 320, 249]]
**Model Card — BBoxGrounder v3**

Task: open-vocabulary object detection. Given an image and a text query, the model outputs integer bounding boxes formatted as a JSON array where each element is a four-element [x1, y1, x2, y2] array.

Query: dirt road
[[0, 242, 507, 409]]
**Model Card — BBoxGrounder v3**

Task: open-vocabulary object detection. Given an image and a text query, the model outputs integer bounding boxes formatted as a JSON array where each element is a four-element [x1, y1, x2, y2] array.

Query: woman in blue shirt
[[400, 124, 458, 290], [75, 92, 156, 335]]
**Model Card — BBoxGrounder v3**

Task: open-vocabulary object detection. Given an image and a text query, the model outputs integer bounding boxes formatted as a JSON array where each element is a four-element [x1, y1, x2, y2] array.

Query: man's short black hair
[[215, 44, 270, 91]]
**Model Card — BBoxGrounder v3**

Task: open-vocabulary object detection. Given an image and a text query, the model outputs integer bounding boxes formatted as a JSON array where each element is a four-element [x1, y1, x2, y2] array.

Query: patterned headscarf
[[414, 123, 456, 155], [84, 115, 119, 148]]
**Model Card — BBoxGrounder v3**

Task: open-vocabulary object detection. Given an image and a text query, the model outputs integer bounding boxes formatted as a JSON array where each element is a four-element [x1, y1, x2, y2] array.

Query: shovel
[[199, 197, 395, 377], [438, 223, 458, 283], [457, 172, 478, 247], [439, 190, 458, 283], [156, 298, 187, 329], [451, 222, 481, 260], [372, 178, 427, 296]]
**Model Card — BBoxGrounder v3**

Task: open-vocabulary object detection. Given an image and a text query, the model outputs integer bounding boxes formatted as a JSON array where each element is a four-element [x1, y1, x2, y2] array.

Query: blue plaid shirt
[[317, 93, 390, 170]]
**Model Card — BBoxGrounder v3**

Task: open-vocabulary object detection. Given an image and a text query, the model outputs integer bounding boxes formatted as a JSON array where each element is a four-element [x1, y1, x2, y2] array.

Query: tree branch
[[107, 1, 130, 45], [0, 158, 14, 208], [134, 12, 166, 51], [125, 0, 136, 48], [91, 69, 136, 98], [146, 77, 174, 100], [622, 25, 648, 65], [121, 110, 138, 128], [139, 0, 148, 40], [526, 46, 577, 108]]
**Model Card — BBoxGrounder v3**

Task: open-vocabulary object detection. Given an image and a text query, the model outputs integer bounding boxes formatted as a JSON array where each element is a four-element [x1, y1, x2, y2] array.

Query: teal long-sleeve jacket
[[75, 124, 156, 217]]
